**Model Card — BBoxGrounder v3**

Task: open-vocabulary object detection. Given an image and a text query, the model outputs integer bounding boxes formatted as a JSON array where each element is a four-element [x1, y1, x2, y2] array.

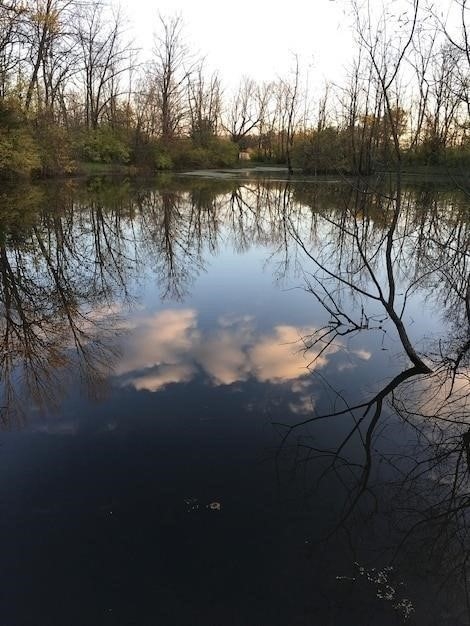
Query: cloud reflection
[[250, 325, 326, 382], [130, 363, 196, 392], [117, 308, 357, 392], [115, 309, 199, 377]]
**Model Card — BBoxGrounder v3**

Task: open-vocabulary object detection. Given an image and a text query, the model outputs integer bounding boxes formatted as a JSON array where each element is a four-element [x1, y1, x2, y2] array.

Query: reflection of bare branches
[[268, 177, 470, 618], [0, 189, 132, 426], [2, 176, 470, 615], [137, 189, 210, 301]]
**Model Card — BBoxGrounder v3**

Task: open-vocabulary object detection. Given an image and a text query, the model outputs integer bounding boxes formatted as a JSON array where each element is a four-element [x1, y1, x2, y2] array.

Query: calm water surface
[[0, 174, 468, 625]]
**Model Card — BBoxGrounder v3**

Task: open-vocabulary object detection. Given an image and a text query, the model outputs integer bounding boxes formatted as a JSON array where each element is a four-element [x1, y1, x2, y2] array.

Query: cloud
[[337, 348, 372, 371], [116, 308, 341, 392], [115, 308, 199, 377], [217, 313, 254, 328], [250, 325, 311, 382], [289, 395, 314, 415], [128, 363, 195, 392], [196, 330, 251, 385], [353, 349, 372, 361]]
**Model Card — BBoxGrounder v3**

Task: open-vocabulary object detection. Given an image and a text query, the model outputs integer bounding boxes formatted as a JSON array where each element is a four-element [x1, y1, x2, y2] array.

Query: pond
[[0, 172, 469, 625]]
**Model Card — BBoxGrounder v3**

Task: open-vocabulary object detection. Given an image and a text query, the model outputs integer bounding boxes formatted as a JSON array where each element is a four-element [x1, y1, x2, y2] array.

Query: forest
[[2, 0, 470, 177]]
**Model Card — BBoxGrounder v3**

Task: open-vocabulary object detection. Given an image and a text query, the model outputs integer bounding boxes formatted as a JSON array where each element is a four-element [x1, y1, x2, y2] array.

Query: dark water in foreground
[[0, 174, 469, 625]]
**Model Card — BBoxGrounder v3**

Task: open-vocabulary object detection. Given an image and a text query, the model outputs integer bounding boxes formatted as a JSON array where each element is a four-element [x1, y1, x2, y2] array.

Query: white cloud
[[129, 363, 195, 392], [195, 329, 251, 385], [353, 349, 372, 361], [117, 308, 342, 393], [250, 325, 311, 382], [115, 308, 199, 376]]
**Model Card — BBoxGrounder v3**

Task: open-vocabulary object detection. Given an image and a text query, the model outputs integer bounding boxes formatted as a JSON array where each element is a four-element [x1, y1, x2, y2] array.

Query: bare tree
[[187, 61, 221, 145], [21, 0, 80, 122], [150, 13, 194, 142], [222, 76, 263, 146], [0, 0, 26, 98], [74, 2, 131, 130], [284, 54, 301, 174], [352, 0, 420, 168], [436, 0, 470, 115]]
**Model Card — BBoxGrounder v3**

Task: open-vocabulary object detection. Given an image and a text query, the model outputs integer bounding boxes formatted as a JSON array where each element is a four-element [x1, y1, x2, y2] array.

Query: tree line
[[1, 0, 470, 177]]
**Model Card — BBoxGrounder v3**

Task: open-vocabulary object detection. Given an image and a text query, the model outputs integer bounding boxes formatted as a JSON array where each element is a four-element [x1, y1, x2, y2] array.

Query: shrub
[[0, 99, 40, 177], [77, 127, 130, 164], [0, 128, 40, 176], [34, 121, 76, 176], [153, 145, 173, 170], [165, 137, 238, 169], [292, 127, 348, 173]]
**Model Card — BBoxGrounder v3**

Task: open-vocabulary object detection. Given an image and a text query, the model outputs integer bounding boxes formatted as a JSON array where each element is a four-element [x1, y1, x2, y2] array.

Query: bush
[[0, 128, 40, 176], [34, 120, 76, 176], [404, 142, 470, 169], [439, 145, 470, 169], [76, 127, 130, 164], [153, 145, 173, 170], [292, 128, 348, 173], [0, 99, 40, 177], [165, 137, 238, 169]]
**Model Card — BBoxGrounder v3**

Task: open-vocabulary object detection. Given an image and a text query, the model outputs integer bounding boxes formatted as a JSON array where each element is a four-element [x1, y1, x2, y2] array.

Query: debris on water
[[184, 498, 200, 512], [184, 498, 221, 512], [337, 562, 414, 621]]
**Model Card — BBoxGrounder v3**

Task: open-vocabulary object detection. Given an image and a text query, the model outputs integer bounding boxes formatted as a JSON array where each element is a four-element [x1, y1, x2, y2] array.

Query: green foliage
[[0, 129, 40, 175], [250, 147, 284, 163], [0, 98, 23, 130], [403, 139, 470, 172], [190, 118, 217, 148], [0, 99, 41, 176], [34, 119, 76, 176], [76, 127, 130, 164], [165, 137, 238, 169], [153, 145, 173, 170], [443, 144, 470, 168], [292, 128, 348, 173], [249, 148, 268, 162]]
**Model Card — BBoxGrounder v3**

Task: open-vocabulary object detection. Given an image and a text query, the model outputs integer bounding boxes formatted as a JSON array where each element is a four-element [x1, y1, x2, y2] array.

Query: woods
[[2, 0, 470, 177]]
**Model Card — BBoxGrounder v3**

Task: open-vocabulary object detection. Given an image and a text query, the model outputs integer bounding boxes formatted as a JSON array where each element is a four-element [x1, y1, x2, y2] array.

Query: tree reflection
[[0, 178, 341, 423], [1, 176, 470, 618], [0, 186, 131, 426], [136, 188, 215, 300], [268, 176, 470, 621]]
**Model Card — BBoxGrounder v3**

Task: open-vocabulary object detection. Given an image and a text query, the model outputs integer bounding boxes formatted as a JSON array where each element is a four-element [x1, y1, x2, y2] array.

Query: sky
[[114, 0, 465, 104], [118, 0, 354, 89]]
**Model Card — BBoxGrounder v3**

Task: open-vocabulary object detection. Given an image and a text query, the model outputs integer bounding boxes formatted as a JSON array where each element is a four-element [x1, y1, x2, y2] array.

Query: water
[[0, 174, 468, 625]]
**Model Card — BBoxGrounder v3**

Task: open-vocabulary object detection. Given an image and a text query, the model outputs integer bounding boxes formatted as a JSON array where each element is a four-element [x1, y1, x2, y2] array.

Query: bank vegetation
[[1, 0, 470, 178]]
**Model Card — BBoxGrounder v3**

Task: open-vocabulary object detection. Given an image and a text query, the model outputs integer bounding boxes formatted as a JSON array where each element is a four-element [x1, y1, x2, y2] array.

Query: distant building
[[238, 151, 251, 161]]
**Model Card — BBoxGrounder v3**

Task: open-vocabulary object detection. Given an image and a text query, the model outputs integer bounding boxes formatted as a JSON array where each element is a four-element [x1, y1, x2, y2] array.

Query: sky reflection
[[0, 177, 468, 624], [114, 307, 374, 401]]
